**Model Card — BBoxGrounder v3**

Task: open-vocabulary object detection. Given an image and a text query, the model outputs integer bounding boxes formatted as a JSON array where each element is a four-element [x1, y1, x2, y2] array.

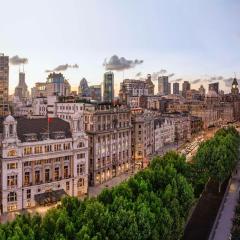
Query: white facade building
[[0, 115, 88, 213], [154, 118, 175, 153], [56, 102, 88, 122]]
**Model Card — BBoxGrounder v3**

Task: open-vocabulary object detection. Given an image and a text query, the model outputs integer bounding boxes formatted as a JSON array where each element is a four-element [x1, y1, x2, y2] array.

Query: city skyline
[[1, 0, 240, 94]]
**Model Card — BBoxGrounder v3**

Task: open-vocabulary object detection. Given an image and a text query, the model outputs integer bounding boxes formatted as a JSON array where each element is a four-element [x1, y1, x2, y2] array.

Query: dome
[[206, 89, 218, 98], [5, 115, 15, 123]]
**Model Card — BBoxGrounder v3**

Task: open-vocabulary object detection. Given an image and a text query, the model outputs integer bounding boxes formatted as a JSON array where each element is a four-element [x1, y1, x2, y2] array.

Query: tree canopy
[[0, 127, 238, 240]]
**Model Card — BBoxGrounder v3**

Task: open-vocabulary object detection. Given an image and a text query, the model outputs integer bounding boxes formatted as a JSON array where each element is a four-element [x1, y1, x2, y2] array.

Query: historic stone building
[[0, 115, 88, 213], [131, 110, 156, 169], [154, 117, 175, 153], [162, 113, 191, 143], [119, 75, 154, 105], [84, 103, 132, 186]]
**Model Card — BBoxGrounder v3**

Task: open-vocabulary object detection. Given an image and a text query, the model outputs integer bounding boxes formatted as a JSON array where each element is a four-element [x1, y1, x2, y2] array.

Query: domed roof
[[5, 115, 15, 123], [206, 89, 218, 98]]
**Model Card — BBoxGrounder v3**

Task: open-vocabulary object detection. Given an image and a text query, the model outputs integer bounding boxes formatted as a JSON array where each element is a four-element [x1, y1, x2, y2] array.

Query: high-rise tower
[[158, 76, 169, 95], [14, 71, 29, 102], [0, 54, 9, 116], [182, 81, 191, 98], [103, 71, 114, 103], [173, 82, 180, 95]]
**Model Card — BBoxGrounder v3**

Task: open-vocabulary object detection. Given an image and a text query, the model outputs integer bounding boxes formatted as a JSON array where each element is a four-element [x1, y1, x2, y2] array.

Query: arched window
[[9, 124, 13, 136], [7, 192, 17, 202], [77, 178, 84, 187], [77, 142, 84, 148]]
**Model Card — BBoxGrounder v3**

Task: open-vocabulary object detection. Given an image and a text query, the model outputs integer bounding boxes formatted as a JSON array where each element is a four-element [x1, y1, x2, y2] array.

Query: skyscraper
[[145, 74, 155, 95], [14, 71, 29, 102], [182, 81, 191, 98], [173, 82, 180, 95], [46, 72, 69, 96], [0, 54, 9, 116], [199, 85, 206, 96], [90, 85, 102, 102], [168, 82, 171, 94], [78, 78, 90, 97], [158, 76, 169, 95], [103, 71, 114, 103]]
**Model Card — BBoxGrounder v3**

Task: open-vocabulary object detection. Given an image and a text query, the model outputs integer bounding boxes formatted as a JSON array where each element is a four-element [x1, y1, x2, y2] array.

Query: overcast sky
[[1, 0, 240, 94]]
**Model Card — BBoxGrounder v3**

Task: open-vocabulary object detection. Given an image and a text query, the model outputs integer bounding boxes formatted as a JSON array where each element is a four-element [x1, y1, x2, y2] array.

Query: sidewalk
[[211, 164, 240, 240], [88, 170, 136, 197], [0, 203, 59, 224]]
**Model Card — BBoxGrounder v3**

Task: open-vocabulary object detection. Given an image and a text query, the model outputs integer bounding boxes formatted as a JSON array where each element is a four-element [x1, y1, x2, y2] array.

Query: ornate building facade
[[0, 115, 88, 213], [84, 103, 132, 186]]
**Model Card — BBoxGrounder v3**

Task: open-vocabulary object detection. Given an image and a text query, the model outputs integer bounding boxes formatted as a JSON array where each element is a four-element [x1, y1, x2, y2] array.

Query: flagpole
[[47, 112, 50, 139], [48, 117, 49, 139]]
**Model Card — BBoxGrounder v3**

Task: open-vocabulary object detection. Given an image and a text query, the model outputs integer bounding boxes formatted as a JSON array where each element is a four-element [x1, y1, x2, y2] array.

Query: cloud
[[151, 70, 172, 81], [174, 78, 182, 83], [135, 72, 142, 77], [103, 55, 143, 71], [206, 76, 223, 82], [159, 69, 167, 74], [208, 77, 217, 82], [45, 64, 79, 73], [191, 79, 201, 84], [223, 77, 234, 87], [151, 71, 161, 81], [10, 55, 28, 65]]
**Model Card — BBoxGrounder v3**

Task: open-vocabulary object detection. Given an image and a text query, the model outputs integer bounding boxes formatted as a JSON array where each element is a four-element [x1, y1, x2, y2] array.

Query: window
[[64, 156, 71, 161], [66, 181, 70, 191], [77, 164, 85, 176], [35, 160, 41, 165], [9, 124, 13, 135], [26, 189, 31, 199], [24, 147, 32, 155], [63, 143, 71, 150], [54, 158, 61, 162], [54, 167, 60, 180], [45, 169, 50, 182], [24, 172, 30, 185], [78, 142, 84, 148], [24, 161, 31, 167], [7, 192, 17, 202], [54, 144, 61, 151], [7, 163, 18, 169], [7, 150, 16, 157], [64, 166, 69, 178], [35, 170, 40, 184], [7, 175, 17, 187], [77, 153, 85, 159], [34, 146, 42, 154], [45, 145, 52, 152], [77, 178, 84, 187]]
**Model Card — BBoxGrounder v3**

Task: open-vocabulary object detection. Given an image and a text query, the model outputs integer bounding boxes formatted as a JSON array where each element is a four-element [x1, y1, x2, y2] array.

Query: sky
[[1, 0, 240, 94]]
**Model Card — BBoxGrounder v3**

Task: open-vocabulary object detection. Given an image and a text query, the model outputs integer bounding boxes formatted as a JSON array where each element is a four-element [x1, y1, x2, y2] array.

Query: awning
[[34, 189, 67, 205]]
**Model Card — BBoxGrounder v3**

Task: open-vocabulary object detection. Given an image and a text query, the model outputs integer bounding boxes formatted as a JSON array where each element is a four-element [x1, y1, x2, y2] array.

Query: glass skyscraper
[[103, 71, 114, 103]]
